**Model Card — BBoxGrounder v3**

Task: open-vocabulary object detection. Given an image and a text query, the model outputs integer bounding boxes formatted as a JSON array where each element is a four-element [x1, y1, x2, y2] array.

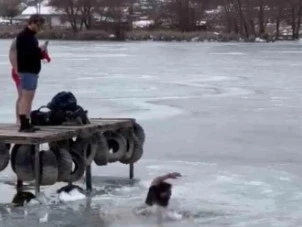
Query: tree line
[[1, 0, 302, 40]]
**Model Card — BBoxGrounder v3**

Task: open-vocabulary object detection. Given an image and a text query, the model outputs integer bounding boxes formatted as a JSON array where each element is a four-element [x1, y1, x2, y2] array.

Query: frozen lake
[[1, 40, 302, 226]]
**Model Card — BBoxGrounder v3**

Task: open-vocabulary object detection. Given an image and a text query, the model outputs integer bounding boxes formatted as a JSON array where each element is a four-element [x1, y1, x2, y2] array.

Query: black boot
[[19, 115, 36, 133], [29, 119, 40, 131]]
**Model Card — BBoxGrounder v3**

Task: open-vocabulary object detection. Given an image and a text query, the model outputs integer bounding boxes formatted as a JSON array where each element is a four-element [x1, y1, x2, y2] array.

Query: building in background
[[14, 0, 68, 27]]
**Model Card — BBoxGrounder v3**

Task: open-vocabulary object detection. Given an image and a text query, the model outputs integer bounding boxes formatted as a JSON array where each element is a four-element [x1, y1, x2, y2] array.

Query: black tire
[[10, 144, 20, 173], [129, 134, 144, 163], [119, 130, 135, 164], [93, 132, 109, 166], [69, 149, 85, 182], [53, 148, 73, 182], [49, 139, 70, 151], [15, 145, 35, 181], [39, 150, 59, 186], [71, 135, 97, 166], [104, 131, 127, 163], [133, 122, 145, 144], [5, 144, 11, 151], [0, 143, 10, 172], [120, 133, 144, 164]]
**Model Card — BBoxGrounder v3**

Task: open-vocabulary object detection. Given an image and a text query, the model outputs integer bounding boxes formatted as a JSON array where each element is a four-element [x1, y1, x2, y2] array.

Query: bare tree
[[164, 0, 206, 32], [42, 0, 302, 39], [222, 0, 236, 33], [49, 0, 82, 32], [97, 0, 134, 39], [0, 0, 22, 24], [266, 0, 285, 39], [287, 0, 302, 39], [35, 0, 43, 14], [78, 0, 99, 30]]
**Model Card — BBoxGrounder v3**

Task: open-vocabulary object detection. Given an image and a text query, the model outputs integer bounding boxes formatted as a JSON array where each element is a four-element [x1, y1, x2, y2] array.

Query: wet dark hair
[[12, 191, 36, 207], [145, 182, 172, 207], [57, 184, 84, 194], [28, 14, 45, 25]]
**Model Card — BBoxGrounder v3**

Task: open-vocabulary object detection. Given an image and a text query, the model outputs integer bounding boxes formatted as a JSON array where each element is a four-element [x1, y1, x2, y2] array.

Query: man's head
[[27, 14, 45, 33], [145, 182, 172, 208]]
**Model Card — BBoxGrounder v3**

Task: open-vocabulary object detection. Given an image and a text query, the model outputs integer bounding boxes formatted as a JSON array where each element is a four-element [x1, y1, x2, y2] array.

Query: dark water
[[0, 40, 302, 226]]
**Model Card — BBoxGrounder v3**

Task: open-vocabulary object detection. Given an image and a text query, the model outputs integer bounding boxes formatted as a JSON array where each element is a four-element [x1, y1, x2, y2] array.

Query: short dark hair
[[28, 14, 45, 25]]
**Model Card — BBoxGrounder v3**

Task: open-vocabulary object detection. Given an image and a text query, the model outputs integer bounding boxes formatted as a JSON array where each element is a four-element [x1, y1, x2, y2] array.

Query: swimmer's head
[[145, 182, 172, 207], [12, 191, 36, 207]]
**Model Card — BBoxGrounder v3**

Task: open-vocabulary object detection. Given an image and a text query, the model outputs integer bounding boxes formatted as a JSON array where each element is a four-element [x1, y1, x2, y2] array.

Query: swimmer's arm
[[151, 172, 181, 186]]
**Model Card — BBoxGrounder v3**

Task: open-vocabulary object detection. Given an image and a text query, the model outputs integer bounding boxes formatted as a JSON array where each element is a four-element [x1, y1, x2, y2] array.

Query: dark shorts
[[19, 73, 38, 91]]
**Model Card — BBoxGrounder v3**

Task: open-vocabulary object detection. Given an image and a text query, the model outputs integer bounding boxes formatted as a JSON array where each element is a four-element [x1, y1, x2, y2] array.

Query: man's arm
[[151, 172, 181, 186], [9, 39, 17, 69]]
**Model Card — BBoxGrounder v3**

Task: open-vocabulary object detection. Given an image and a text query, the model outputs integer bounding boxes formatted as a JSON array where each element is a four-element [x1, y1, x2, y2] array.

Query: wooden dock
[[0, 118, 136, 196], [0, 118, 133, 144]]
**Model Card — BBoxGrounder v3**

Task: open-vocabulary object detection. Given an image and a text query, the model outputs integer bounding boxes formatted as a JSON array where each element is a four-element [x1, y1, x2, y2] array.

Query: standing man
[[16, 14, 47, 132]]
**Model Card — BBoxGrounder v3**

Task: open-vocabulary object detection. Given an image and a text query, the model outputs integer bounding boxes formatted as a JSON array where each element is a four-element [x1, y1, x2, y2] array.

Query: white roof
[[132, 20, 154, 28], [0, 17, 10, 23], [21, 6, 64, 15]]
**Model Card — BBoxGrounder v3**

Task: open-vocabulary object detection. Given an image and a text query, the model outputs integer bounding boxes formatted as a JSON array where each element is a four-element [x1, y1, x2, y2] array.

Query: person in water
[[145, 172, 181, 208], [16, 14, 47, 132]]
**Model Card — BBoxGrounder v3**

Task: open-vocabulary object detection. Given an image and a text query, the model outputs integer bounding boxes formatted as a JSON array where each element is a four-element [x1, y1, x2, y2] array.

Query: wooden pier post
[[34, 144, 40, 196], [16, 180, 23, 191], [86, 165, 92, 191], [129, 163, 134, 179]]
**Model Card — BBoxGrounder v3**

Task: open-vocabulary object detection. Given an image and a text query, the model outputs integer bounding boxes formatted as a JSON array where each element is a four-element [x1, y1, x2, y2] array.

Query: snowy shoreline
[[0, 28, 293, 43]]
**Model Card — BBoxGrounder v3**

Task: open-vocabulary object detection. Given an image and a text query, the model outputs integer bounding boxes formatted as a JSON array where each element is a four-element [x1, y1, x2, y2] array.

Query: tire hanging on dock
[[104, 131, 127, 163], [49, 139, 70, 151], [118, 129, 135, 164], [5, 144, 11, 151], [15, 145, 35, 181], [93, 131, 109, 166], [128, 134, 144, 163], [68, 148, 85, 182], [119, 129, 144, 164], [10, 144, 20, 173], [71, 135, 97, 166], [39, 150, 59, 186], [0, 143, 10, 172], [53, 148, 73, 182], [133, 122, 145, 144]]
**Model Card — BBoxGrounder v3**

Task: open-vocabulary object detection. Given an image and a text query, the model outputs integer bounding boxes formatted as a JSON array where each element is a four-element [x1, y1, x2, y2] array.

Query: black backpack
[[30, 106, 51, 126], [60, 105, 90, 125], [47, 91, 78, 112], [31, 92, 90, 126]]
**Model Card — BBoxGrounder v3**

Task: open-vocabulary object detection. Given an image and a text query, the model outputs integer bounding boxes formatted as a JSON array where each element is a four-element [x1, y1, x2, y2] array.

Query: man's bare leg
[[26, 89, 35, 118], [16, 87, 21, 125], [18, 90, 36, 132]]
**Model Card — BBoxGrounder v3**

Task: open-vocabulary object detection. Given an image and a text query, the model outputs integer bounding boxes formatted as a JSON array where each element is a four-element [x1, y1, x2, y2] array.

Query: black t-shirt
[[16, 27, 43, 74]]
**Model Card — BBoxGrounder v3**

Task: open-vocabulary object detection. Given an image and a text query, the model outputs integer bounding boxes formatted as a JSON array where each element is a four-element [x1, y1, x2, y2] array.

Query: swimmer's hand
[[168, 172, 181, 179], [151, 172, 182, 185]]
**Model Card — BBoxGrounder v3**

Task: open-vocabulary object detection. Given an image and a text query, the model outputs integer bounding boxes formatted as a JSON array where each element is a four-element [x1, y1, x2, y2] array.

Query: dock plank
[[0, 119, 133, 144]]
